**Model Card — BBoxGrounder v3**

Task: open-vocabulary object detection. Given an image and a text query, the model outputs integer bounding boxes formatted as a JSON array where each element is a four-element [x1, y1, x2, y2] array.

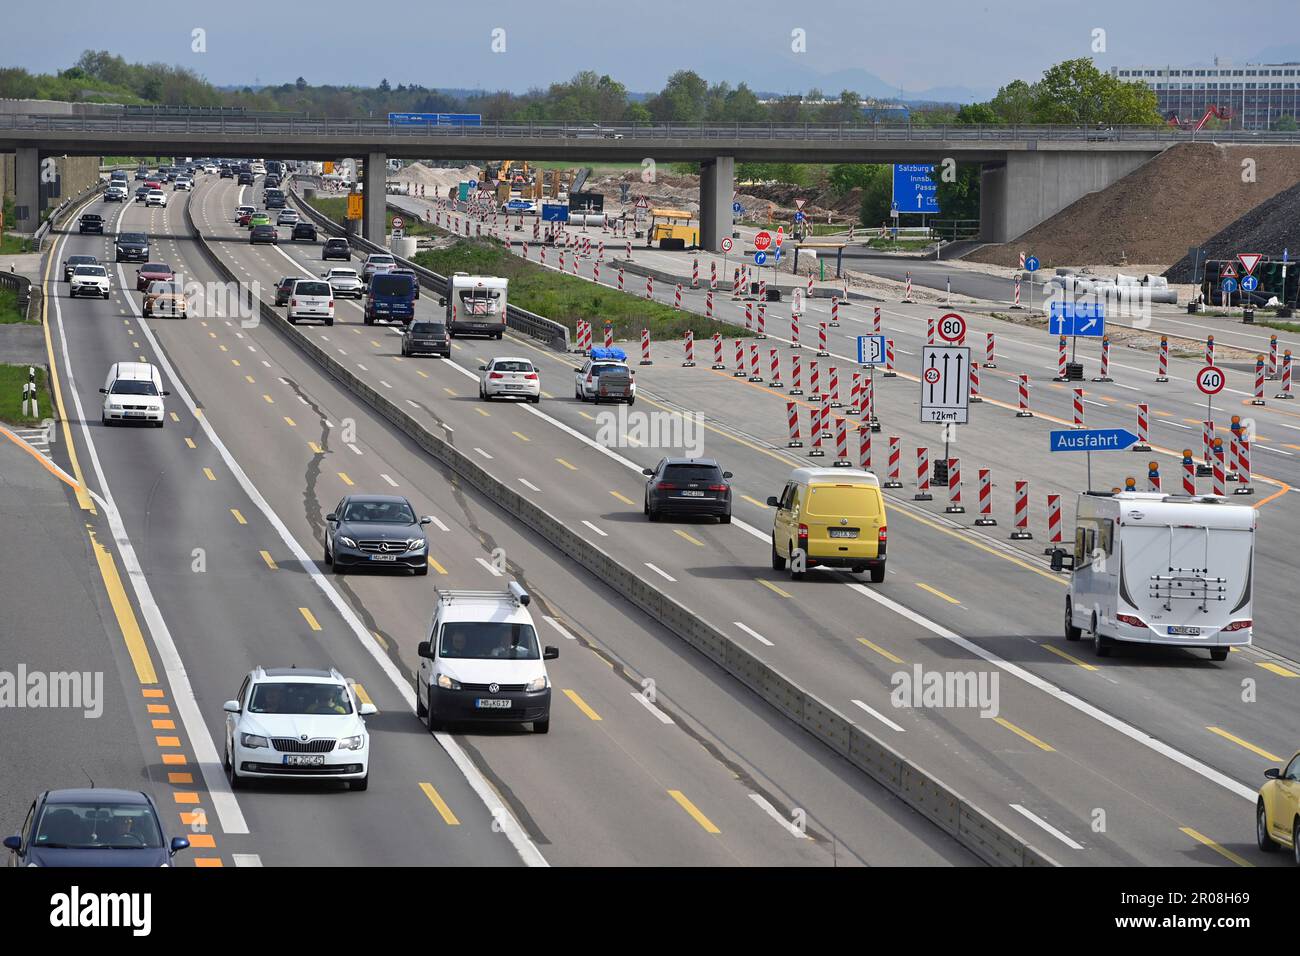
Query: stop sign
[[754, 231, 772, 251]]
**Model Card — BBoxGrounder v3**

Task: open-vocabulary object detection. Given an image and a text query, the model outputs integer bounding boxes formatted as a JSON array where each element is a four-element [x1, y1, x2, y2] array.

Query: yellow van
[[767, 468, 887, 582]]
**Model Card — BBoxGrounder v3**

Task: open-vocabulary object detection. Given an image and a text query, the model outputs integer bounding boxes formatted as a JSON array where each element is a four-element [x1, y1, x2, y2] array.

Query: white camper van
[[1051, 491, 1255, 661], [440, 273, 508, 339]]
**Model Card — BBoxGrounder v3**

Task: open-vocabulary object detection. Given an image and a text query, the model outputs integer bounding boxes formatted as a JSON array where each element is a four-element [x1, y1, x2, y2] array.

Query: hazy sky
[[9, 0, 1300, 99]]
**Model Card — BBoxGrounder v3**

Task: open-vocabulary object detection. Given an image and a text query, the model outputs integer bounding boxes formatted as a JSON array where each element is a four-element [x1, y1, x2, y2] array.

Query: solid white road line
[[733, 621, 774, 647], [850, 698, 906, 733], [380, 473, 399, 487], [519, 477, 541, 492], [231, 853, 264, 867], [581, 519, 608, 537], [1010, 803, 1084, 850], [542, 616, 577, 641], [644, 562, 676, 582], [629, 691, 675, 725], [475, 557, 503, 577], [748, 793, 812, 839]]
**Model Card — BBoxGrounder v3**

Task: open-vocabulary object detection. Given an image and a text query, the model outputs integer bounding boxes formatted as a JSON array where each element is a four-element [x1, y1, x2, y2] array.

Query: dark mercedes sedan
[[324, 494, 433, 574], [4, 789, 190, 867], [643, 458, 733, 523]]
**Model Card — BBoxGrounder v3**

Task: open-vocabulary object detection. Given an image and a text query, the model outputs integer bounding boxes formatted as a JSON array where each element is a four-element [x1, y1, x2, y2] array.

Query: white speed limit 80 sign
[[1196, 366, 1226, 395], [937, 312, 967, 344]]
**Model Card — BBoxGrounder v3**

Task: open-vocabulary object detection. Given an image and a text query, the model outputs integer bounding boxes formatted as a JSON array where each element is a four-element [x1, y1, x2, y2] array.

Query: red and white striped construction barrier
[[582, 321, 594, 353], [640, 328, 653, 365], [604, 323, 614, 349], [1017, 373, 1033, 417], [1055, 336, 1069, 380], [926, 316, 936, 346], [756, 304, 766, 338], [1046, 494, 1062, 544], [862, 376, 878, 429], [711, 333, 725, 369], [1206, 335, 1215, 366], [1012, 275, 1022, 308], [1227, 422, 1243, 482], [748, 343, 763, 382], [975, 469, 996, 526], [1147, 461, 1161, 493], [645, 275, 654, 300], [945, 459, 964, 513], [533, 221, 540, 241], [1073, 388, 1085, 429], [808, 407, 825, 457], [858, 425, 871, 470], [1180, 449, 1196, 494], [790, 313, 801, 350], [884, 436, 903, 487], [809, 361, 821, 399], [807, 273, 814, 299], [789, 353, 803, 395], [625, 240, 632, 259], [733, 339, 746, 377], [593, 262, 600, 283], [540, 247, 547, 267], [968, 362, 982, 403], [884, 339, 897, 377], [833, 418, 852, 467], [683, 331, 695, 367], [732, 269, 741, 300], [1202, 420, 1215, 468], [1269, 335, 1279, 377], [1212, 438, 1227, 496], [1010, 481, 1032, 539], [849, 371, 862, 415], [1134, 403, 1152, 450], [745, 302, 753, 330], [617, 268, 624, 292], [1094, 335, 1113, 382], [868, 306, 880, 337], [769, 348, 782, 386], [710, 261, 717, 290], [691, 257, 699, 288], [903, 271, 914, 303], [522, 242, 529, 259], [1253, 356, 1267, 405], [820, 395, 833, 439], [830, 297, 840, 327], [984, 332, 997, 368], [1157, 336, 1169, 382], [597, 241, 604, 261], [583, 236, 592, 257], [1277, 350, 1294, 399], [914, 446, 932, 500], [786, 402, 803, 448], [1019, 251, 1026, 270], [1235, 438, 1254, 495], [674, 284, 682, 310], [706, 291, 714, 319], [817, 323, 830, 356], [759, 279, 767, 301], [828, 365, 842, 407]]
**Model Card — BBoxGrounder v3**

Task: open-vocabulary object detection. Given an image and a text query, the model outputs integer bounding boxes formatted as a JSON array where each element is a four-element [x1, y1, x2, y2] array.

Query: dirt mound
[[584, 171, 857, 223], [966, 144, 1300, 270], [1165, 178, 1300, 281]]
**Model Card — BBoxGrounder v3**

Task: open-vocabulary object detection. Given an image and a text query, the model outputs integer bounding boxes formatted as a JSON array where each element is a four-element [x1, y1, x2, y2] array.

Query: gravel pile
[[1164, 178, 1300, 281]]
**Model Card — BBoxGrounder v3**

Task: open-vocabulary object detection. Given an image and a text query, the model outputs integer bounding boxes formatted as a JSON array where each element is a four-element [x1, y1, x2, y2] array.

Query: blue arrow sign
[[773, 247, 783, 261], [754, 250, 768, 266], [1050, 428, 1139, 452], [1048, 301, 1106, 337], [1025, 255, 1040, 272], [732, 201, 743, 214], [794, 210, 806, 223], [1241, 275, 1259, 292], [856, 335, 887, 365], [468, 179, 478, 190], [1221, 277, 1238, 293]]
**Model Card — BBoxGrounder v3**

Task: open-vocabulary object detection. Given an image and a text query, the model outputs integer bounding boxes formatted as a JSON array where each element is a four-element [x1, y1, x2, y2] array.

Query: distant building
[[1110, 59, 1300, 130], [862, 104, 910, 122]]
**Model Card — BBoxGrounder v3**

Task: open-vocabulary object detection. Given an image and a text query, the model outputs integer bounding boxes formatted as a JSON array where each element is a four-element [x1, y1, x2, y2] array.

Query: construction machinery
[[646, 208, 699, 250], [1166, 105, 1233, 131]]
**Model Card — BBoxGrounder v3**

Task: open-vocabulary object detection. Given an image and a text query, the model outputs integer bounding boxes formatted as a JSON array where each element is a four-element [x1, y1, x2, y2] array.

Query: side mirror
[[1048, 548, 1074, 572], [169, 837, 190, 856], [3, 835, 21, 851], [722, 471, 733, 479], [543, 646, 559, 660], [766, 496, 780, 508], [99, 387, 108, 394], [438, 297, 446, 306], [325, 513, 337, 522], [642, 468, 654, 476], [222, 699, 241, 714], [358, 702, 378, 716], [162, 390, 171, 396], [420, 516, 432, 525], [417, 641, 434, 659], [478, 365, 488, 371], [1265, 767, 1282, 779], [573, 367, 583, 373]]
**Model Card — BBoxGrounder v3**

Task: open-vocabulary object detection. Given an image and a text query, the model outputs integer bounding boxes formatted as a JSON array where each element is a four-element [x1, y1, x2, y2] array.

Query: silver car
[[322, 267, 364, 298]]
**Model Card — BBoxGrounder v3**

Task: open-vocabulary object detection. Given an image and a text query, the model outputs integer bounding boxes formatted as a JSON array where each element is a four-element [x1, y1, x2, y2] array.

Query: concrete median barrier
[[183, 190, 1056, 868]]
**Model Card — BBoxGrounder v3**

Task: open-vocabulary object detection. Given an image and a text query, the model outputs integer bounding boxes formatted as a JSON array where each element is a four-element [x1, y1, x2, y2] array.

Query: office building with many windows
[[1111, 61, 1300, 129]]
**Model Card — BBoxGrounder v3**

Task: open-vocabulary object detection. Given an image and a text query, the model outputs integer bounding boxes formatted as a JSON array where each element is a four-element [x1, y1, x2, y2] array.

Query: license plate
[[476, 698, 512, 709], [124, 412, 146, 418], [828, 529, 859, 539], [1168, 625, 1201, 636], [370, 554, 398, 562], [681, 490, 705, 497], [284, 755, 325, 766]]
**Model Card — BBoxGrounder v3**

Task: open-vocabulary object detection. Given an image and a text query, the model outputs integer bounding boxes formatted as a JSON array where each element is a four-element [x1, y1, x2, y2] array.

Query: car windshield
[[69, 256, 96, 265], [248, 681, 354, 715], [119, 234, 147, 244], [411, 322, 444, 335], [590, 363, 626, 376], [111, 380, 159, 396], [439, 621, 541, 660], [368, 256, 395, 266], [371, 275, 413, 296], [341, 499, 416, 523], [327, 240, 349, 248], [662, 463, 723, 483], [329, 270, 358, 280], [35, 802, 164, 850], [74, 266, 106, 277], [493, 360, 532, 373], [142, 264, 170, 274], [294, 281, 331, 297]]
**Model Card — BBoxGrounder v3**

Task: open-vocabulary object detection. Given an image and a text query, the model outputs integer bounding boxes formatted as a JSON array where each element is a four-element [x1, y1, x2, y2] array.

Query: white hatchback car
[[145, 189, 168, 207], [99, 361, 168, 426], [479, 357, 541, 402], [70, 264, 111, 299], [223, 666, 376, 791], [173, 177, 193, 191], [287, 278, 335, 326]]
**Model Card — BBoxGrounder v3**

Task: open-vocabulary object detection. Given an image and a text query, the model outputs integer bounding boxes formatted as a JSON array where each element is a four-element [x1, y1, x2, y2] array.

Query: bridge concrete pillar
[[979, 150, 1152, 244], [14, 147, 42, 235], [698, 155, 735, 253], [362, 151, 387, 245]]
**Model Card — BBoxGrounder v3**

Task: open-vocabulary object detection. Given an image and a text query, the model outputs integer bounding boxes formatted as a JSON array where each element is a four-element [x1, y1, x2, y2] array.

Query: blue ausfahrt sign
[[891, 164, 940, 215], [1050, 428, 1139, 452], [1048, 301, 1105, 337]]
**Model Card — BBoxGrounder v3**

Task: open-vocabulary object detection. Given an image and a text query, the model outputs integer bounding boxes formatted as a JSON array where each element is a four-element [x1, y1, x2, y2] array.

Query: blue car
[[4, 789, 190, 867]]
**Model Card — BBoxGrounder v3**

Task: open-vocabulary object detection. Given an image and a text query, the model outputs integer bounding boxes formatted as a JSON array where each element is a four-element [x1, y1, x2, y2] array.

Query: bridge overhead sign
[[891, 164, 940, 215], [920, 345, 970, 424]]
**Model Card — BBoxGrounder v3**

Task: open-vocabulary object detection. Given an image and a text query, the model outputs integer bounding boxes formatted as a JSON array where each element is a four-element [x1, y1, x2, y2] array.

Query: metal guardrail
[[0, 271, 33, 315], [287, 181, 569, 351], [5, 112, 1299, 144], [32, 179, 105, 245]]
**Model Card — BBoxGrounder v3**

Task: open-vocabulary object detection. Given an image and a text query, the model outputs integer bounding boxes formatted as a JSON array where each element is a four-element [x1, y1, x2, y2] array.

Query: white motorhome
[[1052, 491, 1254, 661], [440, 273, 508, 339]]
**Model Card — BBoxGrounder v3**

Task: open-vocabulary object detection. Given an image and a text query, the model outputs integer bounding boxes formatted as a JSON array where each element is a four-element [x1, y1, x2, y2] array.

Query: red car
[[136, 262, 175, 292], [144, 180, 161, 191], [237, 209, 254, 226]]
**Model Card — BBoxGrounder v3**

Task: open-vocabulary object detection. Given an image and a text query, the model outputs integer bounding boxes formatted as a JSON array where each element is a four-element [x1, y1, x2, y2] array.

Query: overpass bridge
[[4, 113, 1297, 247]]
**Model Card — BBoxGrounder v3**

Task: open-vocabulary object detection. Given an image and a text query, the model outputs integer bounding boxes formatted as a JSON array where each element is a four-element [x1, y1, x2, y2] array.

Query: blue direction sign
[[732, 201, 743, 214], [794, 210, 806, 223], [773, 247, 783, 262], [1048, 301, 1105, 337], [1024, 255, 1040, 272], [754, 250, 768, 266], [468, 179, 478, 191], [891, 164, 940, 214], [1221, 277, 1239, 293], [1241, 275, 1260, 292], [1050, 428, 1139, 452], [856, 335, 887, 365]]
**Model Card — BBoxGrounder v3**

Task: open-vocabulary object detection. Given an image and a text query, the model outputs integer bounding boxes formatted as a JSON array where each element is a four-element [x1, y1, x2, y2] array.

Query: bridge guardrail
[[183, 185, 1056, 869], [0, 272, 33, 317]]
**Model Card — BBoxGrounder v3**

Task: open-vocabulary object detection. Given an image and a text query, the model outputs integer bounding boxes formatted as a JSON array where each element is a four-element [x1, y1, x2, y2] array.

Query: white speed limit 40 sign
[[1196, 366, 1226, 395], [937, 312, 967, 344]]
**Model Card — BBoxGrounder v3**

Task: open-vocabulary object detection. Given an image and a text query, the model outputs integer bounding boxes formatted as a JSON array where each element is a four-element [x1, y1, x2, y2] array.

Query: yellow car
[[767, 467, 886, 582], [1257, 750, 1300, 863], [143, 281, 188, 319]]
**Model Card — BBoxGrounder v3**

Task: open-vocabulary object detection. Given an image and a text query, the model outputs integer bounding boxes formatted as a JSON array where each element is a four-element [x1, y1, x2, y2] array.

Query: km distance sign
[[920, 345, 971, 424]]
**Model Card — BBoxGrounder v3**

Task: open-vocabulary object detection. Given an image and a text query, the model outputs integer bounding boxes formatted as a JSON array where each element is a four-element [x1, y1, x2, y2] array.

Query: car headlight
[[338, 536, 357, 549], [110, 403, 124, 410], [240, 733, 269, 749], [525, 676, 549, 692], [406, 538, 425, 552], [339, 735, 365, 751], [436, 673, 460, 690]]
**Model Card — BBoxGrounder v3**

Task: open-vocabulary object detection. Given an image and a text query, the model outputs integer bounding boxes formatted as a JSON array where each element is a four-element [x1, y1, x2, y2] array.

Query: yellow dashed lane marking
[[609, 490, 634, 505], [1206, 726, 1283, 762], [230, 509, 246, 525], [259, 550, 278, 570], [555, 458, 577, 471], [993, 717, 1055, 752], [1180, 827, 1253, 867], [563, 689, 602, 720], [668, 790, 720, 833], [299, 607, 322, 631], [203, 467, 216, 481], [419, 783, 460, 825], [674, 529, 704, 546], [338, 472, 354, 486], [857, 637, 903, 665], [757, 578, 792, 598]]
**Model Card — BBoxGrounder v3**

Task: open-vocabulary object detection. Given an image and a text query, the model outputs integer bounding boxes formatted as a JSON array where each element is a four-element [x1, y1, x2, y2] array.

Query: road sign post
[[1049, 427, 1141, 492]]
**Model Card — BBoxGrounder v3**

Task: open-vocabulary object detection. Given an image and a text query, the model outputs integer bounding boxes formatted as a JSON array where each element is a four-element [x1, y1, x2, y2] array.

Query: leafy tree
[[296, 76, 307, 90], [857, 166, 891, 225], [1275, 114, 1299, 132], [647, 70, 709, 122], [932, 165, 981, 222], [990, 79, 1037, 124], [955, 102, 998, 124]]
